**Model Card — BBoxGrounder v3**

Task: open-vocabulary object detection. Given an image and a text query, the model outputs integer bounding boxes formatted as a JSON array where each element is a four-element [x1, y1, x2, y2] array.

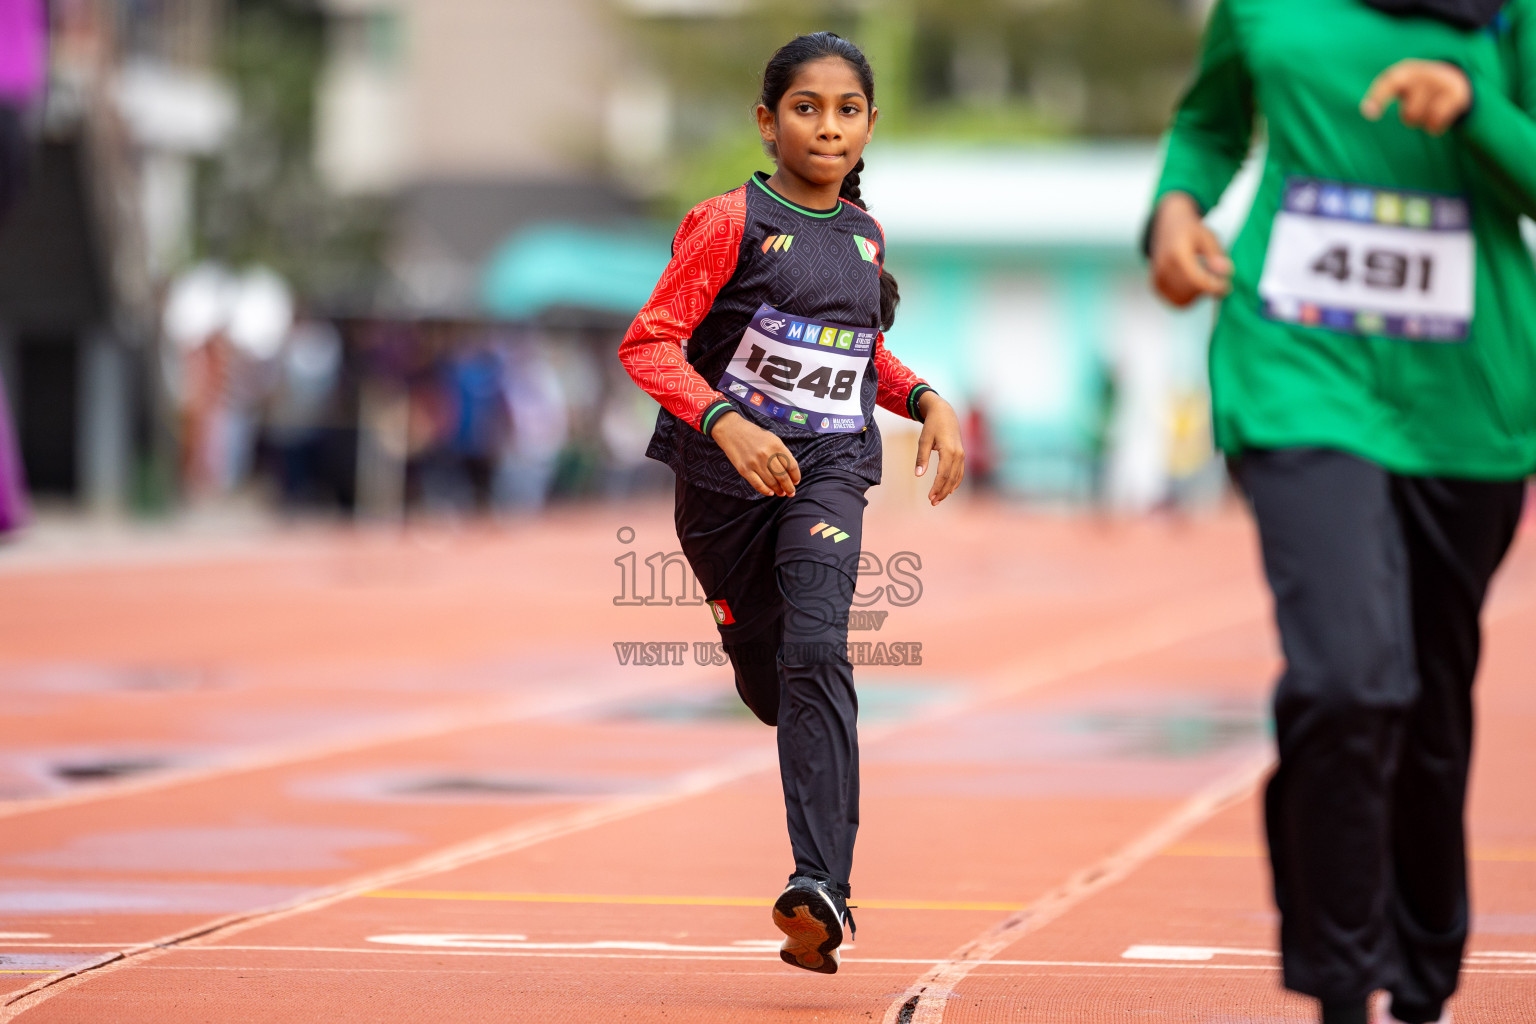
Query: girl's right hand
[[710, 410, 801, 497], [1149, 192, 1233, 307]]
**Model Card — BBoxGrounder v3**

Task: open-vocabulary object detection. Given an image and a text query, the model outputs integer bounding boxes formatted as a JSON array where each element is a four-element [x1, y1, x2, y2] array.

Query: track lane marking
[[1163, 841, 1536, 862], [878, 577, 1536, 1024], [362, 889, 1028, 912], [11, 574, 1527, 1017], [0, 581, 1275, 1020], [5, 545, 1530, 1017], [881, 753, 1275, 1024], [0, 671, 716, 824], [38, 945, 1536, 976], [0, 569, 1270, 825], [0, 750, 783, 1020]]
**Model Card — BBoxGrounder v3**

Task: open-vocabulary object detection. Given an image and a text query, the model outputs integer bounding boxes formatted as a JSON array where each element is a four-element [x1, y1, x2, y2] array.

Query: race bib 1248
[[717, 304, 874, 434], [1258, 177, 1474, 342]]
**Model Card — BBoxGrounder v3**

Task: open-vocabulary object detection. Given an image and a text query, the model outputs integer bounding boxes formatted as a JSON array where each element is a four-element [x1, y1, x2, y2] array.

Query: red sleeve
[[872, 332, 934, 421], [618, 187, 746, 433]]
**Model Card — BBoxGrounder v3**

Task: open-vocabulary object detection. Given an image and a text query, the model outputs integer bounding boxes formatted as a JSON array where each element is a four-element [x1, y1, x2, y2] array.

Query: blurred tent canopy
[[479, 225, 670, 320]]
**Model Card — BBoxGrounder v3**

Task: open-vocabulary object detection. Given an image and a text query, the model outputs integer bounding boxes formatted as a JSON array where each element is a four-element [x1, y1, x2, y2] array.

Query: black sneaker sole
[[772, 885, 843, 975]]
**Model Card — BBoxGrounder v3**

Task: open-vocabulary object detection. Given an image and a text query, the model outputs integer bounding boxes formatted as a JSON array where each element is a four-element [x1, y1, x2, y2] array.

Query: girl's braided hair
[[760, 32, 900, 331]]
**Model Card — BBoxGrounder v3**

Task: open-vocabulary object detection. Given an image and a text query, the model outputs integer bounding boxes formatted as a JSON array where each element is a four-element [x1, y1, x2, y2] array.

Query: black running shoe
[[772, 876, 855, 974]]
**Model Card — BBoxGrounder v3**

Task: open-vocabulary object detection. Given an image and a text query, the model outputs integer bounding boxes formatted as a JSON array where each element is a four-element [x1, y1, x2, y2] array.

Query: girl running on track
[[619, 31, 963, 975], [1148, 2, 1533, 1022]]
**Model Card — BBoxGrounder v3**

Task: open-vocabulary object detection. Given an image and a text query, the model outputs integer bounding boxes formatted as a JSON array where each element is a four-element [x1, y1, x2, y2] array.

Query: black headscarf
[[1363, 0, 1507, 29]]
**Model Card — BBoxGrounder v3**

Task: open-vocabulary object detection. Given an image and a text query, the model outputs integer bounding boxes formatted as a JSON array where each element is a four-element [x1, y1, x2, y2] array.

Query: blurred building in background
[[0, 0, 1234, 522], [313, 0, 639, 313], [0, 0, 233, 512]]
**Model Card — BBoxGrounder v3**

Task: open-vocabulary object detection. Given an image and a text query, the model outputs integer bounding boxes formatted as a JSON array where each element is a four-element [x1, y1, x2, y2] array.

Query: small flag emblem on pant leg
[[709, 600, 735, 625]]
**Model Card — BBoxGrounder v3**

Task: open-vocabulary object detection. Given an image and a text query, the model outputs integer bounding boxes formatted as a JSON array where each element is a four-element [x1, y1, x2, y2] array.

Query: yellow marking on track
[[1161, 842, 1536, 862], [856, 898, 1027, 912], [1160, 842, 1263, 858], [1469, 847, 1536, 862], [363, 890, 1028, 912]]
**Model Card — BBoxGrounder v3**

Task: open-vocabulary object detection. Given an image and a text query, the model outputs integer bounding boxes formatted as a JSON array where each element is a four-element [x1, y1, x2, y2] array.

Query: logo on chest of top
[[761, 234, 794, 253], [777, 318, 874, 353], [853, 234, 880, 264]]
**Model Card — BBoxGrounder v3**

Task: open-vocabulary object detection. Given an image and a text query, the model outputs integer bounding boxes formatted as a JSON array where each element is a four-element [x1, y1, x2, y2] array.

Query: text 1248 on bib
[[718, 304, 873, 434]]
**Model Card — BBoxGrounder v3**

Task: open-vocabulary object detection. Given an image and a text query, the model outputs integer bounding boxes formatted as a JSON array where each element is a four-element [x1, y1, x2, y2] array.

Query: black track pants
[[1233, 448, 1524, 1012], [675, 469, 867, 891]]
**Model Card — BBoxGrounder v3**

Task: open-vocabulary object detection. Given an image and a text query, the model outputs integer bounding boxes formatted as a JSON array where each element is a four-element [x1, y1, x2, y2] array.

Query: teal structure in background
[[883, 247, 1121, 498], [481, 224, 670, 321], [863, 144, 1256, 503]]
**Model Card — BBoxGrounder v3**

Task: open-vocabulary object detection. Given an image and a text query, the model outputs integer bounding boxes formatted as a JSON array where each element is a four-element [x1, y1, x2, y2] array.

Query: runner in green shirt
[[1147, 2, 1531, 1023]]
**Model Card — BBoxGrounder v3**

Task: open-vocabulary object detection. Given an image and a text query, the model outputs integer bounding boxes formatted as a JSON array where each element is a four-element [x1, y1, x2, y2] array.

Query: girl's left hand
[[1361, 60, 1472, 136], [914, 392, 965, 506]]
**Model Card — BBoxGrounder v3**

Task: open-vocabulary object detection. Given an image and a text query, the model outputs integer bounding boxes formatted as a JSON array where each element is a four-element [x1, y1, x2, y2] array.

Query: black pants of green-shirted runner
[[1233, 448, 1524, 1021]]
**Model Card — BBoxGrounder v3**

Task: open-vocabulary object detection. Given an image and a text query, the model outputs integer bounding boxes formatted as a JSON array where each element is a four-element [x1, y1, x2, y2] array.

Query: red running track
[[0, 498, 1531, 1022]]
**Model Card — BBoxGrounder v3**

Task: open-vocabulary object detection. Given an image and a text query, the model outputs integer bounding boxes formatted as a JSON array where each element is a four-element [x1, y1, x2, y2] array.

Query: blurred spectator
[[264, 318, 347, 511], [274, 314, 668, 517], [495, 339, 567, 512], [0, 0, 44, 534], [417, 336, 508, 512], [178, 327, 230, 496], [961, 405, 997, 492], [600, 364, 660, 499], [164, 264, 295, 500]]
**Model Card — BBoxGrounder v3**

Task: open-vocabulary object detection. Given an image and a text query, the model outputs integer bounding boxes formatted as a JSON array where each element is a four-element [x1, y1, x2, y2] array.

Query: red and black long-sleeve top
[[619, 172, 934, 499]]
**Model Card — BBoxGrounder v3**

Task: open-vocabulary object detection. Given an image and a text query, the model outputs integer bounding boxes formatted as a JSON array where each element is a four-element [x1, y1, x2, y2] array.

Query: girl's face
[[757, 57, 878, 191]]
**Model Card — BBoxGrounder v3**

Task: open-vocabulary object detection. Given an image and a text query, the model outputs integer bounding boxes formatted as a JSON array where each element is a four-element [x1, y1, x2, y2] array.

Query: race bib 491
[[1258, 177, 1474, 342], [717, 304, 874, 434]]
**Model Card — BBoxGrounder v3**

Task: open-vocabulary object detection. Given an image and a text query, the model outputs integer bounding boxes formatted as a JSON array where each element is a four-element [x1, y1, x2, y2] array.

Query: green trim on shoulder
[[700, 400, 735, 437], [750, 173, 842, 219], [907, 384, 935, 422]]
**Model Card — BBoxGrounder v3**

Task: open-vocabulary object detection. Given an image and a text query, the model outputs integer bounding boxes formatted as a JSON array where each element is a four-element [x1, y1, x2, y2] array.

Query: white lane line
[[17, 941, 1526, 973], [0, 670, 713, 824], [57, 945, 1536, 976], [882, 753, 1276, 1024], [1121, 944, 1275, 960], [47, 943, 1285, 969], [0, 583, 1273, 1020], [366, 934, 786, 953]]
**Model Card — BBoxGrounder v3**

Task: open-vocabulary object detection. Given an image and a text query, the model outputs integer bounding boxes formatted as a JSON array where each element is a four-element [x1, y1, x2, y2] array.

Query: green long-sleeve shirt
[[1155, 0, 1536, 479]]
